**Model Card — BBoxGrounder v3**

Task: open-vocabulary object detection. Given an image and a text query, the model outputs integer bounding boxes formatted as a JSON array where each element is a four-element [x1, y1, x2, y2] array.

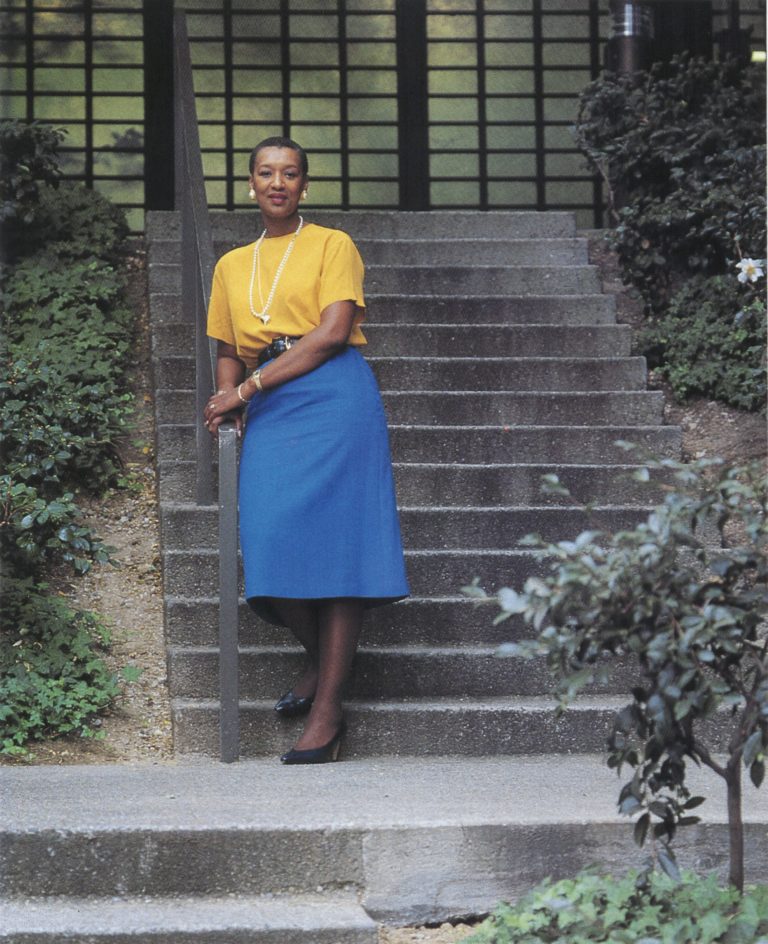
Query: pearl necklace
[[248, 216, 304, 325]]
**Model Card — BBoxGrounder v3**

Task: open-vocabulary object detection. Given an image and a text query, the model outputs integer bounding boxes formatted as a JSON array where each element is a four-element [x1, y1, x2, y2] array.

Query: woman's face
[[249, 147, 307, 223]]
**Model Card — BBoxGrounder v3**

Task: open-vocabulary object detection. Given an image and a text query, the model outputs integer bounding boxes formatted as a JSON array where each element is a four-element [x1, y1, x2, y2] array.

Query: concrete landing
[[3, 756, 767, 927]]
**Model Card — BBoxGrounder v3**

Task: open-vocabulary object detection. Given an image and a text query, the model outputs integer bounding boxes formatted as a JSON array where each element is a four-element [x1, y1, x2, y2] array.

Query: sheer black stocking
[[292, 598, 363, 751], [269, 598, 320, 699]]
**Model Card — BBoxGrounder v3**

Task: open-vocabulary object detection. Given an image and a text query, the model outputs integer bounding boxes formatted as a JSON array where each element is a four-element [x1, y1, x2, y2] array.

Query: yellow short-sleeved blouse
[[206, 222, 366, 369]]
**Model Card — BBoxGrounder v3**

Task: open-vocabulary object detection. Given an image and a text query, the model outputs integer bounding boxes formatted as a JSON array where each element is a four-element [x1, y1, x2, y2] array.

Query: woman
[[203, 137, 409, 765]]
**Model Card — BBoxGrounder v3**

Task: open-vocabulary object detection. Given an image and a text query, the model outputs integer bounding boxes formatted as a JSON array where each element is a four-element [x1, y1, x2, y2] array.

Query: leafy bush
[[640, 275, 767, 411], [467, 456, 767, 891], [10, 181, 129, 263], [0, 119, 64, 233], [0, 476, 113, 577], [0, 120, 135, 754], [573, 57, 766, 410], [0, 578, 119, 756], [468, 870, 768, 943]]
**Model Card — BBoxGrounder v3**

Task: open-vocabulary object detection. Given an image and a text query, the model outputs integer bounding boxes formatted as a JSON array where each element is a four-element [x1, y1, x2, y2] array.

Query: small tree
[[467, 455, 767, 891]]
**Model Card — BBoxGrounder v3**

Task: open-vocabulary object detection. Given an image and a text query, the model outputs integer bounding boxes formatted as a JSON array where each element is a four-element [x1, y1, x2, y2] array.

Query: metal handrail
[[173, 8, 240, 763]]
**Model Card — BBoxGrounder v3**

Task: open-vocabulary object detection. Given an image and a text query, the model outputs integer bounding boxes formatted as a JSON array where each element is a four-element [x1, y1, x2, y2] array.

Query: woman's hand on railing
[[204, 386, 244, 438]]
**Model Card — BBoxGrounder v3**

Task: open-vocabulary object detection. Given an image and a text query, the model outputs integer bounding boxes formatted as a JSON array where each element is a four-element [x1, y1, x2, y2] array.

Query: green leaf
[[497, 588, 528, 614], [120, 664, 143, 683], [742, 730, 763, 768], [634, 812, 650, 846], [461, 579, 488, 600], [657, 846, 681, 883]]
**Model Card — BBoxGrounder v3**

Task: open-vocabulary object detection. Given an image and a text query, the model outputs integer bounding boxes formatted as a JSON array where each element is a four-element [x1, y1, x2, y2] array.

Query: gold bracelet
[[251, 368, 263, 393], [236, 382, 248, 403]]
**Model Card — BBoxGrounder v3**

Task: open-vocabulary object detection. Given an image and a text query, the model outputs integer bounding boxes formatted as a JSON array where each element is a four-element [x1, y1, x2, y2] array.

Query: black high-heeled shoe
[[280, 722, 346, 765], [273, 690, 314, 718]]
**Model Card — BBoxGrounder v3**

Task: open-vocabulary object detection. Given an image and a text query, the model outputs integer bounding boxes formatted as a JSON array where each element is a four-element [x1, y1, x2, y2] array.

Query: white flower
[[735, 258, 765, 283]]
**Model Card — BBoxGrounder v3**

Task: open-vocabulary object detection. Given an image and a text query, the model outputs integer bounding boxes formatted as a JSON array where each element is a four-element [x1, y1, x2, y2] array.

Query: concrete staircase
[[146, 209, 679, 758], [4, 211, 767, 943]]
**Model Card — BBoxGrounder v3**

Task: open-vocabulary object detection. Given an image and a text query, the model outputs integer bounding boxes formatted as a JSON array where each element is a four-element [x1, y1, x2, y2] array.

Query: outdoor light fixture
[[605, 0, 654, 73]]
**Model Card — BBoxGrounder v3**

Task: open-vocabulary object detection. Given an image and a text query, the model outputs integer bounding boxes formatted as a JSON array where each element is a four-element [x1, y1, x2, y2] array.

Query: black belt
[[257, 335, 301, 366]]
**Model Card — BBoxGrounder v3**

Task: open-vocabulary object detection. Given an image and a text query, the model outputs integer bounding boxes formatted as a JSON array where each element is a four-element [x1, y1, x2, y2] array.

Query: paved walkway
[[5, 755, 766, 832], [4, 755, 767, 929]]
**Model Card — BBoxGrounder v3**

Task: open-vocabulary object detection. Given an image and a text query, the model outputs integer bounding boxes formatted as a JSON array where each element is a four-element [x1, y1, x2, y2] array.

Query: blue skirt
[[239, 346, 409, 626]]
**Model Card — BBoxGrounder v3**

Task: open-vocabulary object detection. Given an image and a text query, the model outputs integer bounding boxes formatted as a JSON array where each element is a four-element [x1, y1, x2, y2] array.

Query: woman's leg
[[269, 598, 320, 698], [291, 598, 364, 750]]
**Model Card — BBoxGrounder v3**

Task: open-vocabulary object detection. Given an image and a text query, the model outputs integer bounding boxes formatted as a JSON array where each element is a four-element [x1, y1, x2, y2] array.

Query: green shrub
[[573, 57, 766, 410], [10, 181, 129, 263], [640, 275, 767, 411], [468, 870, 768, 943], [0, 120, 135, 754], [0, 476, 113, 578], [0, 578, 120, 756], [0, 120, 64, 231]]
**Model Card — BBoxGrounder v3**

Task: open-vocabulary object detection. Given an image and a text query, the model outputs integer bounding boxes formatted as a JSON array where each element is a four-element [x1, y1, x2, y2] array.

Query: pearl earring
[[248, 188, 256, 200], [301, 190, 308, 201]]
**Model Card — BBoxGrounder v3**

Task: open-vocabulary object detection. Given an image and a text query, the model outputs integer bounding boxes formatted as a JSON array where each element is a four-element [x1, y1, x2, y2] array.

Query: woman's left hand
[[203, 386, 245, 437]]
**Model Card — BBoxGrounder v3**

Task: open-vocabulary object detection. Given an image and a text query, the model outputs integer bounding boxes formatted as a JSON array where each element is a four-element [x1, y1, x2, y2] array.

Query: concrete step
[[148, 262, 602, 296], [173, 695, 624, 757], [157, 461, 666, 508], [149, 292, 618, 327], [159, 504, 650, 552], [367, 322, 630, 356], [5, 757, 765, 924], [162, 547, 549, 598], [154, 354, 648, 393], [166, 644, 633, 700], [366, 265, 602, 296], [146, 208, 578, 241], [365, 293, 618, 324], [156, 423, 680, 466], [6, 757, 765, 924], [380, 391, 662, 426], [0, 894, 377, 944], [373, 356, 647, 391], [156, 389, 664, 427], [169, 695, 732, 760], [163, 595, 531, 649], [152, 323, 631, 358], [163, 595, 528, 649], [388, 425, 681, 464], [150, 236, 590, 267]]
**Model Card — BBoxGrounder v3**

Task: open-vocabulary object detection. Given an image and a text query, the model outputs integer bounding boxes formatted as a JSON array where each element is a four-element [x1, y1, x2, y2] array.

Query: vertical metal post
[[218, 426, 240, 763], [174, 9, 239, 761], [396, 0, 430, 210], [145, 0, 175, 209], [194, 260, 215, 506]]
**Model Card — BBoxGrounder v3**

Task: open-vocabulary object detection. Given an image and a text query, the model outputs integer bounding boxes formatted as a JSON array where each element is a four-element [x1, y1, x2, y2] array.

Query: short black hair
[[249, 137, 309, 177]]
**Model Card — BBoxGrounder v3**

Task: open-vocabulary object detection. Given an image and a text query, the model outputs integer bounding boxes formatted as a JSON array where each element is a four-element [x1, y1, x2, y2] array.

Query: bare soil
[[3, 236, 764, 943]]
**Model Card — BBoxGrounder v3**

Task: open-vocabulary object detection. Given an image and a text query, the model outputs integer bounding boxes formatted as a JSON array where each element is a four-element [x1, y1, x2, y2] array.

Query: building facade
[[1, 0, 765, 229]]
